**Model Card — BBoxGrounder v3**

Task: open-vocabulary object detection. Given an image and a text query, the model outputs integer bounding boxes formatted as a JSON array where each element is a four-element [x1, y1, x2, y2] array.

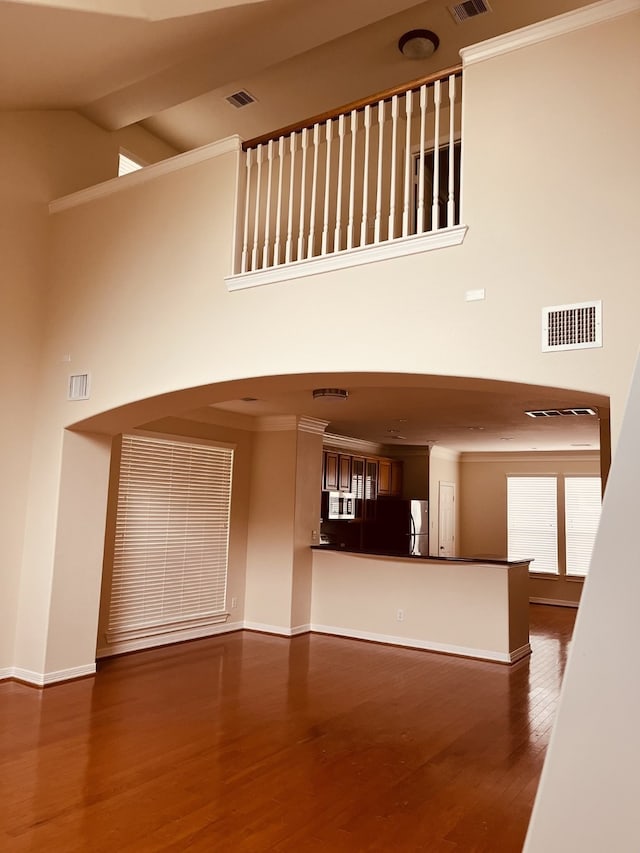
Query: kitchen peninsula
[[310, 546, 531, 664]]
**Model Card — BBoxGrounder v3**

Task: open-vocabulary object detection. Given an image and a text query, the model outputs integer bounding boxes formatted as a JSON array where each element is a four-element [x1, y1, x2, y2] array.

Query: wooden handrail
[[242, 63, 463, 151]]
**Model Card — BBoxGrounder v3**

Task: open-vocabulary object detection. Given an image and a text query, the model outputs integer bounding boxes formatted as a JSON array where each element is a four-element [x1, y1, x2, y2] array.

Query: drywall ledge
[[225, 225, 468, 291]]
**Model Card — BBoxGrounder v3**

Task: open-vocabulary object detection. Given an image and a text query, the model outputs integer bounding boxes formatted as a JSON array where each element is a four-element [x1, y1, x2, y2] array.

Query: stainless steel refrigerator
[[364, 499, 429, 556]]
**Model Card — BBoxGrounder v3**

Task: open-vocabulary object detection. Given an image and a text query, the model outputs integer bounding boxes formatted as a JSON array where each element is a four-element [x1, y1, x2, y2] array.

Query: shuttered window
[[106, 434, 233, 646], [507, 476, 558, 573], [565, 477, 601, 576]]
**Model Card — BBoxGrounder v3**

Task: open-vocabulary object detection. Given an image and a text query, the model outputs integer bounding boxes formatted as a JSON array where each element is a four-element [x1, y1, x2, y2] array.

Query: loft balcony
[[225, 66, 467, 291]]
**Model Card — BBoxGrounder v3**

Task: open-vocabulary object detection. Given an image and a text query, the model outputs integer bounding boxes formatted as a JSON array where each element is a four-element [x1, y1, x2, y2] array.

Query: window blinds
[[565, 477, 601, 576], [507, 476, 558, 573], [106, 434, 233, 645]]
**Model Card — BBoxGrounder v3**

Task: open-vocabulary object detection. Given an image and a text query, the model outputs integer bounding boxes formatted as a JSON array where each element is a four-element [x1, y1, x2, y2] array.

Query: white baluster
[[308, 123, 320, 257], [251, 143, 263, 271], [297, 127, 309, 261], [402, 89, 413, 237], [321, 119, 333, 256], [285, 134, 296, 264], [241, 147, 252, 273], [374, 99, 385, 244], [417, 85, 428, 234], [360, 104, 371, 247], [273, 136, 285, 266], [347, 110, 357, 250], [431, 79, 441, 231], [334, 114, 346, 252], [262, 139, 274, 269], [447, 74, 456, 227], [388, 95, 398, 241]]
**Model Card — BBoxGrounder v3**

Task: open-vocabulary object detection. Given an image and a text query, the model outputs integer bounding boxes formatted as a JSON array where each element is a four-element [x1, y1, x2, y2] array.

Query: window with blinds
[[565, 477, 602, 576], [106, 434, 233, 646], [507, 476, 558, 573]]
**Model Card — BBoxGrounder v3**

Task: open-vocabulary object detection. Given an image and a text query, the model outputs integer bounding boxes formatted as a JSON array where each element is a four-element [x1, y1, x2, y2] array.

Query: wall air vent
[[449, 0, 492, 23], [542, 300, 602, 352], [225, 90, 257, 109], [68, 373, 90, 401], [525, 408, 598, 418]]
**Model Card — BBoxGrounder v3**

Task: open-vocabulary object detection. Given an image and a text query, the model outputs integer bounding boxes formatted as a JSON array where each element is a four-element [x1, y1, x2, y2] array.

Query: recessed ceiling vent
[[225, 90, 257, 109], [525, 408, 598, 418], [68, 373, 90, 401], [542, 300, 602, 352], [449, 0, 492, 24]]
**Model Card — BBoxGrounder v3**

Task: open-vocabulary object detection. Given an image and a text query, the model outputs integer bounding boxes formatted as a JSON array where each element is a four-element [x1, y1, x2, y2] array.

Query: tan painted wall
[[291, 428, 324, 630], [0, 111, 175, 672], [459, 451, 601, 605], [4, 9, 640, 675]]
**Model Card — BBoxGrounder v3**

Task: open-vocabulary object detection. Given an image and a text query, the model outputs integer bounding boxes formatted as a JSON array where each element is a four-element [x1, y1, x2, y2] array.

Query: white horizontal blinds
[[507, 476, 558, 573], [107, 435, 233, 644], [565, 477, 602, 576]]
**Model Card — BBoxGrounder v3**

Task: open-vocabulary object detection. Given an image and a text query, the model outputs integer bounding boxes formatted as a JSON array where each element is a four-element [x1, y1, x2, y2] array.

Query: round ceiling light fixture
[[398, 29, 440, 60], [312, 388, 349, 400]]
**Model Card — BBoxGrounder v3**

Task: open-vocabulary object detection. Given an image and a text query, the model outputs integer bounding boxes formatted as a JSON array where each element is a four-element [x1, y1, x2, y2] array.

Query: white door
[[438, 482, 456, 557]]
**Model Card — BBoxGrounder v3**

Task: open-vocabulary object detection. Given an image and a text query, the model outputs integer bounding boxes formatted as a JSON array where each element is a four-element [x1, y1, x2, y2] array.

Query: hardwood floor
[[0, 605, 575, 852]]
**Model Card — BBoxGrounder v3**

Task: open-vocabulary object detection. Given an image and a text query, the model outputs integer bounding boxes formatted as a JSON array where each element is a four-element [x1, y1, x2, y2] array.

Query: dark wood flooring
[[0, 604, 575, 852]]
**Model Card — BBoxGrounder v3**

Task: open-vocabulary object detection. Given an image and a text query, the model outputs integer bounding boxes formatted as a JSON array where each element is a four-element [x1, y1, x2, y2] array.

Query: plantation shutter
[[565, 477, 602, 576], [507, 476, 558, 573], [106, 434, 233, 646]]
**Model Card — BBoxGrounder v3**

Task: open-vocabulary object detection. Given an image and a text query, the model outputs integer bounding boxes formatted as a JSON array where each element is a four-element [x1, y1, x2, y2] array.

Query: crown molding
[[429, 445, 461, 461], [49, 135, 242, 214], [461, 0, 640, 66], [298, 417, 329, 435], [460, 450, 601, 463], [322, 433, 386, 455]]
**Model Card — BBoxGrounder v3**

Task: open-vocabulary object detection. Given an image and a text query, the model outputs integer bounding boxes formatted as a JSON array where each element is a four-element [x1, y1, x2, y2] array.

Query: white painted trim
[[225, 225, 468, 291], [461, 0, 640, 66], [10, 663, 96, 687], [530, 597, 580, 609], [243, 621, 304, 637], [290, 624, 312, 636], [309, 623, 519, 663], [49, 136, 242, 214], [323, 432, 386, 456], [298, 417, 329, 435], [0, 667, 13, 681], [430, 445, 461, 462], [255, 415, 299, 432], [97, 620, 243, 658], [509, 643, 533, 663], [461, 451, 600, 463]]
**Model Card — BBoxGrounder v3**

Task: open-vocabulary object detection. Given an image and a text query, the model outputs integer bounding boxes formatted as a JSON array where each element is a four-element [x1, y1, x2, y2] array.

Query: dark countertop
[[311, 543, 531, 567]]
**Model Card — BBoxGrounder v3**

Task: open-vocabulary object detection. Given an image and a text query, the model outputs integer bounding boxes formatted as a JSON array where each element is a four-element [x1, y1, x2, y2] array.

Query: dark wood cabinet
[[378, 459, 392, 496], [323, 451, 339, 491], [338, 454, 352, 492], [351, 457, 365, 499], [390, 460, 403, 497]]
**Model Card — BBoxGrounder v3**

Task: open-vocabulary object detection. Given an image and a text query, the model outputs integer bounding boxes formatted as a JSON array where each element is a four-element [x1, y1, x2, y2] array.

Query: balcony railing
[[230, 65, 464, 285]]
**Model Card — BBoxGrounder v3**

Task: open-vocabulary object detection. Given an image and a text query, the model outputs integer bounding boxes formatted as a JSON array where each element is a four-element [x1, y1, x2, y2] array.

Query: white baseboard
[[0, 667, 13, 681], [97, 619, 244, 658], [243, 621, 310, 637], [309, 623, 520, 664], [8, 663, 96, 687], [530, 597, 580, 609], [509, 643, 532, 663]]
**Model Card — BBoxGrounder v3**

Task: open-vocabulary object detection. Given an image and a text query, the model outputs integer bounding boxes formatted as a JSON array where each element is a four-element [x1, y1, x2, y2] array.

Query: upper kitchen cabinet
[[379, 459, 403, 497], [323, 451, 339, 491]]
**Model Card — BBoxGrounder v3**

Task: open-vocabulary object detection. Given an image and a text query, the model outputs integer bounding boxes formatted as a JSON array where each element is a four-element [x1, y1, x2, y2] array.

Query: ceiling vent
[[68, 373, 90, 401], [542, 300, 602, 352], [525, 408, 598, 418], [225, 90, 257, 109], [449, 0, 492, 24]]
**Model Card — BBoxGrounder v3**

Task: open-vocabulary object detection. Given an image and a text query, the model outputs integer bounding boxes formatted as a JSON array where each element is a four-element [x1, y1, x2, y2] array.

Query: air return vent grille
[[525, 408, 598, 418], [542, 300, 602, 352], [68, 373, 90, 401], [449, 0, 492, 23], [225, 90, 256, 109]]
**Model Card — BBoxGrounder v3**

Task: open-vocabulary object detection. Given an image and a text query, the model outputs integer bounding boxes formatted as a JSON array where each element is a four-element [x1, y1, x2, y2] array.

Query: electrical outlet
[[397, 608, 404, 622], [231, 596, 237, 609]]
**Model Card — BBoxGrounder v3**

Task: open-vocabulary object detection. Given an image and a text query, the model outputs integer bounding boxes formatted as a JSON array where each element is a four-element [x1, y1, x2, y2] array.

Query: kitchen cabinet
[[323, 451, 339, 491], [391, 460, 403, 497], [377, 459, 403, 497], [338, 454, 352, 492], [351, 457, 365, 498]]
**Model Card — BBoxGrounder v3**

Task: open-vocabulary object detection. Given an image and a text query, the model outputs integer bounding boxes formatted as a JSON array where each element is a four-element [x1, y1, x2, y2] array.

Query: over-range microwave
[[324, 491, 356, 520]]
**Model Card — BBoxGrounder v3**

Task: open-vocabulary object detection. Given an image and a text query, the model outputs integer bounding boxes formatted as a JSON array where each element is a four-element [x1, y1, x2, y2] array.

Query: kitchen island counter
[[310, 547, 531, 664]]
